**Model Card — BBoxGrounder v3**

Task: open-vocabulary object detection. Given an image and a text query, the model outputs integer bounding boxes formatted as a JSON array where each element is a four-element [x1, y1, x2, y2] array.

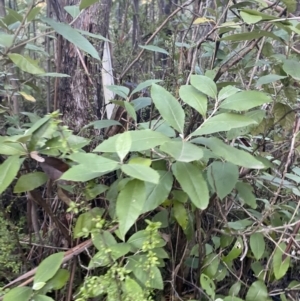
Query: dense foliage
[[1, 0, 300, 301]]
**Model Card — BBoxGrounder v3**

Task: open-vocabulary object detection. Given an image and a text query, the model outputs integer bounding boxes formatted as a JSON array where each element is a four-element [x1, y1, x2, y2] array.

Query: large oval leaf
[[0, 156, 23, 195], [151, 84, 185, 134], [220, 91, 271, 111], [190, 75, 217, 99], [160, 140, 203, 162], [273, 242, 290, 280], [192, 137, 265, 169], [93, 129, 170, 152], [172, 162, 209, 209], [121, 164, 160, 184], [191, 113, 257, 136], [34, 252, 64, 286], [116, 179, 146, 240], [207, 161, 238, 199], [179, 85, 207, 117], [14, 172, 48, 193], [3, 287, 32, 301], [245, 280, 268, 301], [250, 233, 265, 260]]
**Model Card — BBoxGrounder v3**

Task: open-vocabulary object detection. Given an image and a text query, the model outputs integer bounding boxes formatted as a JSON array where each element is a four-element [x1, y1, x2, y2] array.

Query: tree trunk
[[50, 0, 112, 132]]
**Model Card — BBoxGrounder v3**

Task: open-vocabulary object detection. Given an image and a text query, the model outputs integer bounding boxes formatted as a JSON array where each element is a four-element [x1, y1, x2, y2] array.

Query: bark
[[51, 0, 112, 132]]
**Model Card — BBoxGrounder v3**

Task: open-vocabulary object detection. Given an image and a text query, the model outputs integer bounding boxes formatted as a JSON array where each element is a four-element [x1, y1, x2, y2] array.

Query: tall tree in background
[[48, 0, 112, 132]]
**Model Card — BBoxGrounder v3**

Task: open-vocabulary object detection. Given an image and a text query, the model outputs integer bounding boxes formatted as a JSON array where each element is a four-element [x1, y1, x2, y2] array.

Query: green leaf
[[34, 252, 64, 286], [221, 30, 280, 41], [106, 85, 129, 99], [84, 119, 122, 130], [127, 230, 165, 251], [14, 172, 48, 193], [160, 140, 203, 162], [191, 113, 257, 136], [60, 153, 119, 182], [8, 54, 45, 75], [236, 182, 257, 209], [27, 7, 42, 21], [191, 75, 217, 99], [124, 101, 137, 121], [0, 33, 14, 47], [43, 269, 70, 291], [127, 255, 163, 289], [222, 237, 243, 263], [0, 156, 22, 195], [79, 0, 99, 10], [256, 74, 286, 86], [172, 162, 209, 209], [37, 72, 70, 77], [240, 11, 262, 24], [0, 138, 26, 155], [151, 84, 185, 134], [3, 287, 32, 301], [132, 97, 151, 111], [207, 162, 239, 199], [202, 253, 220, 278], [121, 164, 160, 184], [218, 85, 240, 101], [228, 282, 242, 297], [192, 137, 265, 169], [42, 17, 100, 60], [139, 120, 176, 137], [246, 280, 268, 301], [282, 59, 300, 80], [139, 44, 169, 55], [179, 85, 207, 117], [220, 91, 271, 111], [30, 295, 54, 301], [92, 231, 117, 250], [173, 201, 188, 230], [77, 29, 110, 42], [227, 219, 253, 230], [116, 179, 146, 240], [64, 5, 80, 18], [273, 242, 290, 280], [250, 233, 265, 260], [142, 171, 173, 212], [224, 297, 244, 301], [93, 129, 170, 152], [116, 131, 131, 161], [131, 79, 162, 96], [200, 274, 215, 299]]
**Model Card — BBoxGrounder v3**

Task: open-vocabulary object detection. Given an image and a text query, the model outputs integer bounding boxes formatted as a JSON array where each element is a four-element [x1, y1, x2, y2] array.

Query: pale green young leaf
[[0, 156, 23, 195], [32, 295, 55, 301], [228, 281, 241, 297], [124, 101, 137, 121], [191, 113, 257, 136], [246, 280, 268, 301], [14, 172, 48, 193], [92, 231, 117, 251], [8, 54, 45, 75], [0, 33, 14, 47], [27, 6, 42, 21], [250, 233, 265, 260], [207, 162, 239, 199], [240, 11, 262, 24], [3, 287, 32, 301], [273, 242, 290, 280], [93, 129, 170, 152], [34, 252, 64, 286], [220, 91, 271, 111], [179, 85, 207, 117], [160, 140, 203, 162], [142, 171, 173, 212], [132, 97, 151, 111], [191, 75, 217, 99], [42, 17, 100, 60], [116, 179, 146, 240], [172, 162, 209, 209], [151, 84, 185, 134], [121, 164, 160, 184]]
